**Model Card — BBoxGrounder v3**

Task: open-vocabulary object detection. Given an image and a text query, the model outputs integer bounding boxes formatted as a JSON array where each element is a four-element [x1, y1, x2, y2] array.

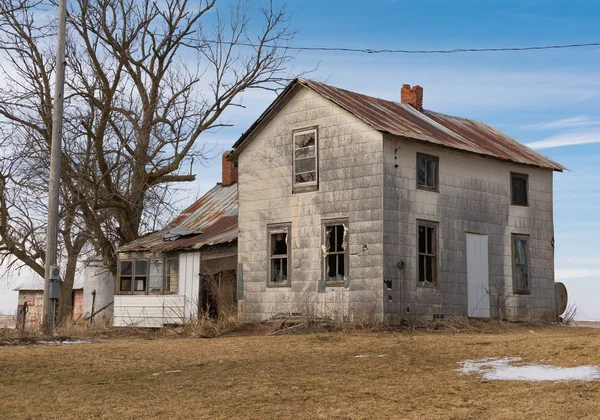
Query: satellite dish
[[555, 282, 568, 317]]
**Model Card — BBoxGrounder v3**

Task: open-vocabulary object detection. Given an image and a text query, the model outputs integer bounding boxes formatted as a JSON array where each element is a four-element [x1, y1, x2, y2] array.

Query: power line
[[208, 40, 600, 54]]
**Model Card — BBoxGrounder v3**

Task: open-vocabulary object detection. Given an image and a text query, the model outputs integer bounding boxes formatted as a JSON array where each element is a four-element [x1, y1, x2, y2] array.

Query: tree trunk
[[56, 252, 78, 325]]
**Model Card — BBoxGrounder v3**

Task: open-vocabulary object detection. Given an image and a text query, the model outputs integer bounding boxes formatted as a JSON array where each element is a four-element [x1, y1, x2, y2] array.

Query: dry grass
[[1, 324, 600, 419]]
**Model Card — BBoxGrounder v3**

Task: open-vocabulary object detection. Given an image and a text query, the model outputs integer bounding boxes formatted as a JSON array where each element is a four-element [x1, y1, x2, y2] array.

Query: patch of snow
[[152, 370, 182, 376], [38, 340, 92, 345], [458, 357, 600, 382]]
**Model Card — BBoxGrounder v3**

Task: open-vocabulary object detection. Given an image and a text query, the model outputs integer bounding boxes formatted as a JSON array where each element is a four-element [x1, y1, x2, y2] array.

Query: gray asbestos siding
[[237, 87, 384, 322], [383, 135, 555, 323]]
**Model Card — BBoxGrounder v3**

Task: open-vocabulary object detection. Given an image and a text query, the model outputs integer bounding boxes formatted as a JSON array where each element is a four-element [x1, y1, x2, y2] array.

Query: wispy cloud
[[524, 116, 600, 131], [526, 131, 600, 149]]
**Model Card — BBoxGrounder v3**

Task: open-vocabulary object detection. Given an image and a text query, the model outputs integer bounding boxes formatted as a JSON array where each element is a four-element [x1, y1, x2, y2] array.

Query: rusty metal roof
[[119, 183, 238, 253], [232, 78, 565, 171]]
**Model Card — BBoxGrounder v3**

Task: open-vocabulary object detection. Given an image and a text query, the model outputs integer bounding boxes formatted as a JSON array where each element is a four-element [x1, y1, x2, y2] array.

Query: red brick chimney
[[401, 84, 423, 111], [222, 151, 238, 186]]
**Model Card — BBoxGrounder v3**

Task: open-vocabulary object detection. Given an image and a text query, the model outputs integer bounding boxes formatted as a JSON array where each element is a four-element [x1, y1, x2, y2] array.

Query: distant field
[[0, 315, 15, 329], [1, 324, 599, 419]]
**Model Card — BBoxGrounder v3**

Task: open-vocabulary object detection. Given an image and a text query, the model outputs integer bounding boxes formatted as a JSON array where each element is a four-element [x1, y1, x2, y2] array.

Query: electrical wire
[[206, 40, 600, 54]]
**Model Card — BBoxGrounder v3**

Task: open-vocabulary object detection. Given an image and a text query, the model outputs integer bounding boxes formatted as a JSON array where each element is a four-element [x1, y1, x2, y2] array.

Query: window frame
[[416, 153, 439, 192], [510, 172, 529, 206], [118, 259, 134, 294], [292, 127, 319, 193], [322, 219, 350, 287], [117, 257, 179, 295], [267, 223, 292, 288], [512, 234, 531, 295], [417, 220, 439, 287], [165, 258, 179, 295]]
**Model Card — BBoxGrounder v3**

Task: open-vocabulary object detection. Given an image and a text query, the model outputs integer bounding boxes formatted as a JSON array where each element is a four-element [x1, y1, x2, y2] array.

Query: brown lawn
[[1, 324, 599, 419]]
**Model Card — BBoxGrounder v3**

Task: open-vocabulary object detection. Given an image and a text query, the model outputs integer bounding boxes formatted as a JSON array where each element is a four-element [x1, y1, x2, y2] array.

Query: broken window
[[268, 225, 291, 286], [512, 235, 530, 294], [511, 172, 528, 206], [166, 258, 179, 294], [293, 128, 318, 188], [323, 222, 349, 283], [417, 221, 438, 285], [118, 258, 177, 295], [416, 153, 439, 191]]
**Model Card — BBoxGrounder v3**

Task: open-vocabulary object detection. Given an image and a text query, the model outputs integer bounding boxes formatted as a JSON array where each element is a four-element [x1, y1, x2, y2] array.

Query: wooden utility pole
[[42, 0, 68, 335]]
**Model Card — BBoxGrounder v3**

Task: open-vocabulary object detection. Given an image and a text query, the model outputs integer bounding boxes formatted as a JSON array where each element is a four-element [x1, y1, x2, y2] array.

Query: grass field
[[1, 323, 600, 419]]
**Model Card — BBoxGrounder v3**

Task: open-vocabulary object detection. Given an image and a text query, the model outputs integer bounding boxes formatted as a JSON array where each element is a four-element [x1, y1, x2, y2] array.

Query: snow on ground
[[37, 340, 92, 345], [458, 357, 600, 382]]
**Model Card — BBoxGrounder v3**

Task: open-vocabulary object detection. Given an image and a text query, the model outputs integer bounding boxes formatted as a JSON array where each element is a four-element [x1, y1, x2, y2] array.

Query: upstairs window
[[511, 172, 528, 206], [416, 153, 439, 191], [417, 221, 438, 286], [293, 128, 318, 190], [512, 234, 530, 294], [268, 224, 291, 287], [323, 221, 349, 283]]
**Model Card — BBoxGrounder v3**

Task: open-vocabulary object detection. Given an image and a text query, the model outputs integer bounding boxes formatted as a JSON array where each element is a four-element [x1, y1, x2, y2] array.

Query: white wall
[[83, 263, 114, 322], [113, 251, 201, 327]]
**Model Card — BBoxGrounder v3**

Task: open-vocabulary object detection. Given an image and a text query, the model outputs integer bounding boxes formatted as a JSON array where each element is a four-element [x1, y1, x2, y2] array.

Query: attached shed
[[115, 154, 238, 327]]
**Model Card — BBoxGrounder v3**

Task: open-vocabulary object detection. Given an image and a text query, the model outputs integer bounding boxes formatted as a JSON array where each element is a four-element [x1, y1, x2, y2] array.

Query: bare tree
[[0, 0, 298, 307]]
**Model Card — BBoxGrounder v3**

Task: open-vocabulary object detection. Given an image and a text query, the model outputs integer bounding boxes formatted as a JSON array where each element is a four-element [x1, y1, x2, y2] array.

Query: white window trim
[[292, 127, 318, 191]]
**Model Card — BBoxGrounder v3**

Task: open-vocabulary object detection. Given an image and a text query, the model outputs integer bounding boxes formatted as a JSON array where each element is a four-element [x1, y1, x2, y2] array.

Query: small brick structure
[[14, 284, 84, 330]]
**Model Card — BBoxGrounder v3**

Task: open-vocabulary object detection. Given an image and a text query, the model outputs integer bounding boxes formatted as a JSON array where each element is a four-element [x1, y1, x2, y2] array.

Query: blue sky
[[2, 0, 600, 319]]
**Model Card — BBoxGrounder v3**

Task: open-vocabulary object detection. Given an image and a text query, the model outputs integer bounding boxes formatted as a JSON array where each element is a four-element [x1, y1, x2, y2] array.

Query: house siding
[[113, 251, 201, 327], [383, 135, 555, 323], [237, 87, 384, 322]]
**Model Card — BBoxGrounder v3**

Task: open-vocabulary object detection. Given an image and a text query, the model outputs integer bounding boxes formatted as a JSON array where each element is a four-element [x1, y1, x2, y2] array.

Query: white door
[[466, 233, 490, 318]]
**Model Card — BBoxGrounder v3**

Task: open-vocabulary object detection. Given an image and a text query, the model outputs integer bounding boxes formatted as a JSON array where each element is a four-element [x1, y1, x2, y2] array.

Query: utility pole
[[42, 0, 68, 335]]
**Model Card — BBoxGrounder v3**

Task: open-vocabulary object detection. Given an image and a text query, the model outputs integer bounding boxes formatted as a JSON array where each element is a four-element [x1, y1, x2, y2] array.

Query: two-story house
[[230, 78, 565, 323]]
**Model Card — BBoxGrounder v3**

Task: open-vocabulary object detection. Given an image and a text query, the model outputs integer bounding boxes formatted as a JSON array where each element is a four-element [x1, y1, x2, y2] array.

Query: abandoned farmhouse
[[115, 78, 565, 326]]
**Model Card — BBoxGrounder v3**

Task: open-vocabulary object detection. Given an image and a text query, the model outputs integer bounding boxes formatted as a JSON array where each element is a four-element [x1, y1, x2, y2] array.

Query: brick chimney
[[401, 84, 423, 111], [222, 151, 238, 186]]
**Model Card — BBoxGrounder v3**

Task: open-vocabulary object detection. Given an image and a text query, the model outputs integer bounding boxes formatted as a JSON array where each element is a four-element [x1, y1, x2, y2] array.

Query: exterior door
[[466, 233, 490, 318]]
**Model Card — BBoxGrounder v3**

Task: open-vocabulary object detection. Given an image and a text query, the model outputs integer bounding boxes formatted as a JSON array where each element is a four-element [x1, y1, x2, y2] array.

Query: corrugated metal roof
[[14, 282, 83, 291], [119, 183, 238, 253], [232, 78, 565, 171]]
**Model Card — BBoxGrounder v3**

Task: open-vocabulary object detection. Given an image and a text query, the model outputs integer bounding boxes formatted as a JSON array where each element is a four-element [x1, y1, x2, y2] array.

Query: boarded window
[[268, 225, 291, 286], [418, 221, 438, 285], [511, 173, 528, 206], [293, 128, 318, 188], [166, 258, 179, 293], [148, 260, 164, 294], [417, 153, 439, 191], [119, 260, 133, 292], [323, 222, 349, 283], [512, 235, 530, 294]]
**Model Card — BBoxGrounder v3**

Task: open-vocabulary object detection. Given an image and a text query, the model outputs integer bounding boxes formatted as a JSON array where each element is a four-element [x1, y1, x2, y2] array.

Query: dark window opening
[[512, 235, 530, 294], [119, 260, 133, 292], [269, 227, 290, 285], [417, 153, 439, 191], [418, 222, 437, 285], [324, 224, 348, 282], [511, 173, 528, 206]]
